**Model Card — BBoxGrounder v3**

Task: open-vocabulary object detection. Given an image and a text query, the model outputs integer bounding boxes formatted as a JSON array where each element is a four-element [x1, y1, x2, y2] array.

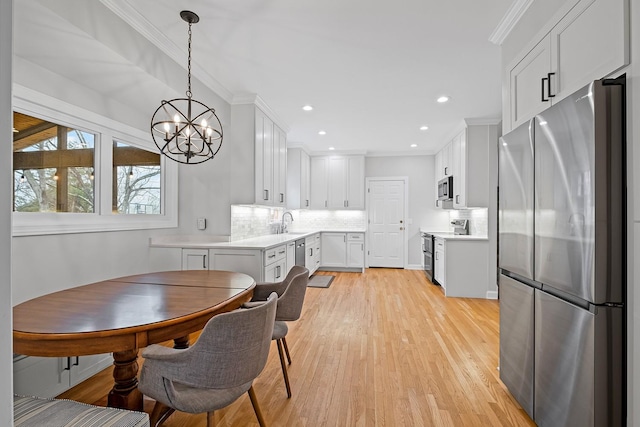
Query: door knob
[[400, 220, 403, 223], [400, 227, 404, 230]]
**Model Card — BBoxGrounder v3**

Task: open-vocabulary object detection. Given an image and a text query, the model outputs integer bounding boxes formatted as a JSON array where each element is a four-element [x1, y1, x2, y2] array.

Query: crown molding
[[99, 0, 234, 103], [488, 0, 534, 45], [231, 93, 290, 133], [464, 117, 502, 126]]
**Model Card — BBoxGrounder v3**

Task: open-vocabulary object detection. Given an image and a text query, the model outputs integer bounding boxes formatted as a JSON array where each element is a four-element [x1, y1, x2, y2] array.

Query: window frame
[[12, 85, 178, 236]]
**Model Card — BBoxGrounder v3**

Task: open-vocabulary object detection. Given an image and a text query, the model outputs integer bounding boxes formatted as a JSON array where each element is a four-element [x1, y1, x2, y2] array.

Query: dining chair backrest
[[148, 293, 277, 391], [275, 266, 309, 322]]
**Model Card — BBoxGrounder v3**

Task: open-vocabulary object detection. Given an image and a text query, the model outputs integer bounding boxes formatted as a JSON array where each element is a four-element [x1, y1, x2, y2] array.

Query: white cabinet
[[507, 0, 628, 130], [182, 249, 208, 270], [14, 353, 112, 398], [286, 241, 296, 274], [264, 245, 287, 282], [437, 238, 490, 298], [451, 121, 499, 209], [287, 148, 310, 209], [346, 233, 365, 270], [434, 238, 446, 288], [209, 248, 263, 281], [321, 233, 347, 267], [255, 108, 287, 207], [435, 143, 452, 181], [305, 233, 321, 275], [320, 232, 365, 271], [229, 102, 287, 206], [310, 155, 365, 209]]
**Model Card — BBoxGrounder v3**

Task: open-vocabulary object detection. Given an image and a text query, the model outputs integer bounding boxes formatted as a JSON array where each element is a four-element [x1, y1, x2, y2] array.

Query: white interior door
[[368, 179, 405, 268]]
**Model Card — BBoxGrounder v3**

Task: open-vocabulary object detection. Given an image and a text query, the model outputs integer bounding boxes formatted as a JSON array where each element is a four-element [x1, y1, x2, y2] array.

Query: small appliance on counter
[[451, 219, 468, 235]]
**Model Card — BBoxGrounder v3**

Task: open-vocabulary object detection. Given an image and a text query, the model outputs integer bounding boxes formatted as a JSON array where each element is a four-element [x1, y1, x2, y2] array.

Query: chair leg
[[149, 401, 175, 427], [207, 411, 215, 427], [276, 338, 292, 398], [247, 385, 267, 427], [282, 336, 292, 365]]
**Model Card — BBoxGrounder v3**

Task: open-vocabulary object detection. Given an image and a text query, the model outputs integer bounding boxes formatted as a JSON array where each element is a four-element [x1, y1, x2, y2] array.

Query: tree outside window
[[113, 141, 161, 215]]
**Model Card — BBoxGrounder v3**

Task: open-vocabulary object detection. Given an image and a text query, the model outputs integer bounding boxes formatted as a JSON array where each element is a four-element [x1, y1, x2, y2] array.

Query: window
[[113, 141, 161, 215], [12, 88, 178, 236], [13, 112, 95, 213]]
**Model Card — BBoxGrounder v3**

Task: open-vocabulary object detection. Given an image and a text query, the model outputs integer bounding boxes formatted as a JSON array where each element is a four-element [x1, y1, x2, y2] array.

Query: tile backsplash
[[230, 205, 367, 240], [449, 208, 488, 236]]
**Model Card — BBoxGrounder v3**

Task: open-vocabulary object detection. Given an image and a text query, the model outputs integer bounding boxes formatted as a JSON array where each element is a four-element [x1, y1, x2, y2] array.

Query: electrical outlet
[[197, 218, 206, 230]]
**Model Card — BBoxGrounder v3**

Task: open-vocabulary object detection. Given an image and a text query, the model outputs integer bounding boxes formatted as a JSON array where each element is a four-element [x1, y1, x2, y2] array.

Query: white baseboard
[[486, 291, 498, 300], [405, 264, 424, 271]]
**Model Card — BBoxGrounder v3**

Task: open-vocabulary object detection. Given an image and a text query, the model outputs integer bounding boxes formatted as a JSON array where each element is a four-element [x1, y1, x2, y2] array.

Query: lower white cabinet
[[264, 245, 287, 282], [182, 249, 208, 270], [305, 233, 321, 275], [13, 353, 112, 398], [209, 249, 263, 281], [434, 238, 446, 288], [434, 237, 491, 298], [321, 233, 347, 267], [320, 232, 365, 272], [286, 241, 296, 274], [346, 233, 365, 269]]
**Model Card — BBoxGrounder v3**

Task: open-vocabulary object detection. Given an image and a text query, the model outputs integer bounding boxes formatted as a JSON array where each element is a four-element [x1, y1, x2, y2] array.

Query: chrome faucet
[[281, 211, 294, 233]]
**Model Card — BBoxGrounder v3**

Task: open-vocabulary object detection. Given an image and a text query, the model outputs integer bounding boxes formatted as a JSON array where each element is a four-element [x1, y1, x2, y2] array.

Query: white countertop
[[151, 229, 367, 250], [420, 230, 489, 241]]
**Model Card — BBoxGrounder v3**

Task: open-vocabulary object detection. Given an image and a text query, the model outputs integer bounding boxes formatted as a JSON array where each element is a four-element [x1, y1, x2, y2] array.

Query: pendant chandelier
[[150, 10, 223, 164]]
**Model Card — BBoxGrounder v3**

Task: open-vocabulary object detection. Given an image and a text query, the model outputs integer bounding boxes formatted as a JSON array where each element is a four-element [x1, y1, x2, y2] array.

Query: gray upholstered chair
[[249, 265, 309, 398], [138, 293, 278, 427]]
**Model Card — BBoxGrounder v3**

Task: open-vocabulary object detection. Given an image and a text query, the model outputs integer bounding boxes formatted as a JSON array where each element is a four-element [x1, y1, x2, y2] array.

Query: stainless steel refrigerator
[[498, 78, 625, 426]]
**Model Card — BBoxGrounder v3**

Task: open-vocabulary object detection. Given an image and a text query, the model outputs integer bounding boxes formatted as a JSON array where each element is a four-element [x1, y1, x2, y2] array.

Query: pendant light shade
[[150, 10, 223, 164]]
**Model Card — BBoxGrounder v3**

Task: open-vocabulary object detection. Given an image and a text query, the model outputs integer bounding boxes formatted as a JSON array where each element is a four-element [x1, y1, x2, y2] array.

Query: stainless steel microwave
[[438, 176, 453, 201]]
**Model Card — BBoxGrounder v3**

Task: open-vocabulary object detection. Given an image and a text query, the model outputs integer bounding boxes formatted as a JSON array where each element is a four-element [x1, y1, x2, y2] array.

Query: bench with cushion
[[14, 395, 149, 427]]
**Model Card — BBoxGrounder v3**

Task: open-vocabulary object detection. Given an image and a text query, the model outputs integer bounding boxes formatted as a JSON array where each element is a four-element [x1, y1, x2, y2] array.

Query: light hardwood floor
[[59, 268, 535, 426]]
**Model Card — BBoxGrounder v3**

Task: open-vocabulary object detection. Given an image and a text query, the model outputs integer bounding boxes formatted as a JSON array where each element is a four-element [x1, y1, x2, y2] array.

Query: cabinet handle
[[203, 255, 207, 270], [263, 189, 269, 200], [73, 356, 79, 367], [268, 254, 276, 259], [435, 200, 439, 208], [541, 77, 549, 102], [279, 250, 285, 255], [64, 357, 71, 371], [306, 199, 309, 207], [276, 265, 281, 279], [547, 72, 556, 98], [455, 195, 460, 204], [280, 193, 284, 203], [325, 200, 327, 208]]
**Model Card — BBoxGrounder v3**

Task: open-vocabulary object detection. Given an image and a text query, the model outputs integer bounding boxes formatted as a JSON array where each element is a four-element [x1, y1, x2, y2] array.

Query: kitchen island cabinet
[[428, 232, 493, 299]]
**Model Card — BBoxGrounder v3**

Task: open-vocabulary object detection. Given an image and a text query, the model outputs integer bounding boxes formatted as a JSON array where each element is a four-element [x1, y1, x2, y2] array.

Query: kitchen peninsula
[[150, 229, 366, 281]]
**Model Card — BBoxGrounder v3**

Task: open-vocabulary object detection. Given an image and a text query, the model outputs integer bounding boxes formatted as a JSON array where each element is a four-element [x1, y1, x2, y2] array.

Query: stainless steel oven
[[421, 232, 434, 283]]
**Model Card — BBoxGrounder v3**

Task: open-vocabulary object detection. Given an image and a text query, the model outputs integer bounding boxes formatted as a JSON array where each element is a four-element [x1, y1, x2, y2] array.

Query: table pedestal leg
[[108, 349, 142, 411], [173, 335, 190, 349]]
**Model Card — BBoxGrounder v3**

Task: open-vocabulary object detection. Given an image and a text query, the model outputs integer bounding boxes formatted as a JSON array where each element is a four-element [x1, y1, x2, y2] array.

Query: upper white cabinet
[[229, 101, 287, 206], [310, 155, 365, 209], [255, 108, 287, 207], [287, 148, 311, 209], [453, 122, 499, 209], [434, 143, 452, 181], [507, 0, 628, 130]]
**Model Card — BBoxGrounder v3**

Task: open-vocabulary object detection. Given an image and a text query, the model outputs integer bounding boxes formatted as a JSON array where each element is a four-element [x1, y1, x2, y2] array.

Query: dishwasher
[[295, 239, 306, 266]]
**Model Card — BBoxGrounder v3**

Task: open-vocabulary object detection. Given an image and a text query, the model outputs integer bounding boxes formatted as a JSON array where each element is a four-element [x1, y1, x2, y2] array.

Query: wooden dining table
[[13, 270, 255, 411]]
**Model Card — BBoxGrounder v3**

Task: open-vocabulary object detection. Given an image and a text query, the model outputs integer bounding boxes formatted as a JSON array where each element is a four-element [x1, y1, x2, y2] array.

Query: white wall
[[501, 1, 637, 424], [365, 155, 449, 267], [10, 0, 241, 306], [1, 0, 13, 423]]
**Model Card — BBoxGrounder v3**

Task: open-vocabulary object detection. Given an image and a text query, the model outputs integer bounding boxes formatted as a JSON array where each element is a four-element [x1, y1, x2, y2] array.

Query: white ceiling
[[21, 0, 515, 156]]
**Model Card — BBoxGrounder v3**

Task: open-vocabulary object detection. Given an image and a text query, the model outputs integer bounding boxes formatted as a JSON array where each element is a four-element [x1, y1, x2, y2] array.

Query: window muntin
[[113, 141, 161, 215], [13, 112, 95, 213]]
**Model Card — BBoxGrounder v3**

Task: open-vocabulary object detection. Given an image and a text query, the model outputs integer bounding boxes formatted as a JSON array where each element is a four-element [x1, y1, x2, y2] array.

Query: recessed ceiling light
[[302, 105, 313, 111], [410, 144, 418, 148], [328, 147, 335, 151], [437, 96, 450, 103], [318, 130, 327, 135], [419, 125, 429, 131]]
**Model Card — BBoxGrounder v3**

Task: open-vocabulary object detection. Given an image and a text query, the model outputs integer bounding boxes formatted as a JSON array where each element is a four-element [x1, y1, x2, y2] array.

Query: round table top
[[13, 270, 255, 357]]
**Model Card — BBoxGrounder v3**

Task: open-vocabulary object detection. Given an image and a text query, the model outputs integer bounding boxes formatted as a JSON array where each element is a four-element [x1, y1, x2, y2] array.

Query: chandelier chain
[[187, 22, 192, 98]]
